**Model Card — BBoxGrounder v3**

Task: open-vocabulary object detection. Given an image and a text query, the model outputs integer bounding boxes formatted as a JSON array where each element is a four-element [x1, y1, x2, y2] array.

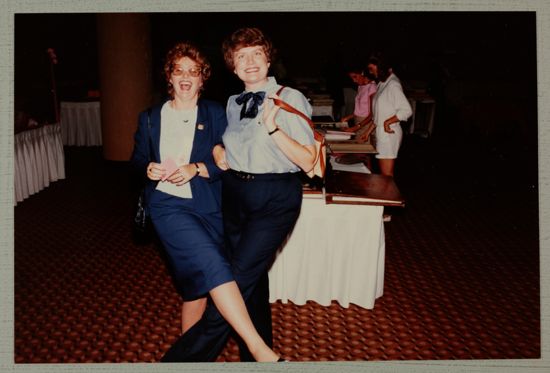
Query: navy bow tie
[[235, 91, 266, 120]]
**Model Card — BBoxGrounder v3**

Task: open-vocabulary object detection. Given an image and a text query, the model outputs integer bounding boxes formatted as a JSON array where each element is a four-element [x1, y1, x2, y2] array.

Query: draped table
[[269, 197, 385, 309], [60, 101, 102, 146], [14, 124, 65, 205]]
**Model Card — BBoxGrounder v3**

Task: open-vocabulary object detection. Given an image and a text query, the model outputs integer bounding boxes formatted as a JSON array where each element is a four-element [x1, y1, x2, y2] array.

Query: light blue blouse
[[223, 77, 314, 174]]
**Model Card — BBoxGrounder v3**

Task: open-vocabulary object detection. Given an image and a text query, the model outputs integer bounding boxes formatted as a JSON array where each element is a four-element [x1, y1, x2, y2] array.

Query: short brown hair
[[222, 27, 275, 71], [163, 42, 211, 97]]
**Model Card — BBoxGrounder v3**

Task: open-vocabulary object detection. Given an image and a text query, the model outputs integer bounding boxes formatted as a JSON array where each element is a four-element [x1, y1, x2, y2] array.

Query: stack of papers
[[324, 129, 353, 141]]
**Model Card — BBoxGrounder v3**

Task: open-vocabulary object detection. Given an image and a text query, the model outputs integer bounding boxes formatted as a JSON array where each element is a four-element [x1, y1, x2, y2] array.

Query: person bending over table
[[131, 41, 281, 362], [341, 65, 378, 143], [160, 27, 316, 362]]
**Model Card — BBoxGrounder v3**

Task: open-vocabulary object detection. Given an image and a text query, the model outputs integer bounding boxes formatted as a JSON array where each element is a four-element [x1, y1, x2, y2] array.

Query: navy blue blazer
[[130, 99, 227, 214]]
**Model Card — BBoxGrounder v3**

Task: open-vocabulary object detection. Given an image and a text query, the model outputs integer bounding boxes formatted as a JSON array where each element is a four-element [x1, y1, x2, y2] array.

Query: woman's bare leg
[[210, 281, 280, 362], [378, 158, 396, 221], [181, 298, 207, 333], [378, 158, 395, 177]]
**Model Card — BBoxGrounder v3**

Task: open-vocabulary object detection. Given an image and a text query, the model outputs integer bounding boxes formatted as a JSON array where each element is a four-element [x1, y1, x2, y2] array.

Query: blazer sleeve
[[203, 103, 228, 182], [130, 110, 150, 177]]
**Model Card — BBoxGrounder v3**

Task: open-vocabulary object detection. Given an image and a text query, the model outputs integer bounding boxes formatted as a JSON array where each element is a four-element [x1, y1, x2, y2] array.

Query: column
[[97, 13, 153, 161]]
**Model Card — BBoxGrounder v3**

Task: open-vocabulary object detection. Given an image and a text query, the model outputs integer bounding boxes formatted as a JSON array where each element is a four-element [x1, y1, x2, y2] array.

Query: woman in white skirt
[[368, 54, 412, 222], [367, 54, 412, 177]]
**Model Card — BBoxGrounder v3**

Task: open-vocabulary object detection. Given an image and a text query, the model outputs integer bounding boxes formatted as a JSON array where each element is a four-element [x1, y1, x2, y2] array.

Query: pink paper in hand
[[160, 158, 179, 181]]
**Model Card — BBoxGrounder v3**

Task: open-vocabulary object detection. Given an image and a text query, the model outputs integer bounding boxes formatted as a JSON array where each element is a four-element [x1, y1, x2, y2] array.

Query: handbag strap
[[272, 87, 326, 178], [273, 86, 314, 129], [272, 87, 324, 142]]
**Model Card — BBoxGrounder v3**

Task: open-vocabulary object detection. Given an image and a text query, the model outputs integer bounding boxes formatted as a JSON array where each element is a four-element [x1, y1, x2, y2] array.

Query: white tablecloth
[[60, 101, 102, 146], [269, 198, 385, 309], [14, 124, 65, 205]]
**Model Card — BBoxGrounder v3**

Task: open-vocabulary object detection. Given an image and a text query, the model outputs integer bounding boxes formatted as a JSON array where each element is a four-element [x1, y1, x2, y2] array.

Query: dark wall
[[14, 11, 536, 144], [15, 13, 99, 123]]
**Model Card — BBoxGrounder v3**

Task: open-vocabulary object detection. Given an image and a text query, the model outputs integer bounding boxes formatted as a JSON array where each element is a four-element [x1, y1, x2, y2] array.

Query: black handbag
[[132, 108, 154, 244], [133, 187, 152, 243]]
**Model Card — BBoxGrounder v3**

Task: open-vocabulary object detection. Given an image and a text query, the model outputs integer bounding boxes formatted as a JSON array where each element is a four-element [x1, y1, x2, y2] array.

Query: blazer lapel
[[150, 104, 163, 163], [190, 100, 208, 162]]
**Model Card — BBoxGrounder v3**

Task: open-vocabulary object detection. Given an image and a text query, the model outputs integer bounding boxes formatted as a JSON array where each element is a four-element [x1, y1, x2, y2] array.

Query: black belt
[[228, 169, 295, 181]]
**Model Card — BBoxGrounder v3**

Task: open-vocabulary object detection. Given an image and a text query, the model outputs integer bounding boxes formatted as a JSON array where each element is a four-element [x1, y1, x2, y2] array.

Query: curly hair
[[163, 42, 211, 97], [222, 27, 276, 71]]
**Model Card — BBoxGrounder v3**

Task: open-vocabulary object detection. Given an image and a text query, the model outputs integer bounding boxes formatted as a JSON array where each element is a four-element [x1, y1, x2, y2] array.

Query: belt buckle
[[234, 170, 255, 181]]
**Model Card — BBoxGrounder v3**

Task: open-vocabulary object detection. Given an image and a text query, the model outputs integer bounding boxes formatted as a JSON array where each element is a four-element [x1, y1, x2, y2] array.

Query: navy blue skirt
[[148, 190, 233, 301]]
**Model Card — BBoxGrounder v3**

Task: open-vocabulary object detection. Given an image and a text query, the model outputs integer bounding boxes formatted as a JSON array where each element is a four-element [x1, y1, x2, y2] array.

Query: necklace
[[170, 100, 197, 124], [181, 113, 191, 124], [174, 106, 196, 124]]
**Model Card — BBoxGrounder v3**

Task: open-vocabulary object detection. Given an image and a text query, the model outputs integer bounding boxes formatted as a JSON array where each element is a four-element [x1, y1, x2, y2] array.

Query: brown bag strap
[[273, 86, 315, 129], [272, 86, 327, 145], [272, 86, 326, 178]]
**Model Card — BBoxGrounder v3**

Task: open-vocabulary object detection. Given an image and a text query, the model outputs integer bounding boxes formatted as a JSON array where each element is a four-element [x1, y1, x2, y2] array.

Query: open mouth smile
[[178, 81, 193, 91]]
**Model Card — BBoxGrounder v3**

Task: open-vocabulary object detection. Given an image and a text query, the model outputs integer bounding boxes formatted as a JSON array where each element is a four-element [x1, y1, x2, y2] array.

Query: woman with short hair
[[161, 27, 315, 362]]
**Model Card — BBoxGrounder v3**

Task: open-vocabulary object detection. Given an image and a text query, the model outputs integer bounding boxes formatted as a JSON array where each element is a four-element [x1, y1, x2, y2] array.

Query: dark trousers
[[161, 171, 302, 362]]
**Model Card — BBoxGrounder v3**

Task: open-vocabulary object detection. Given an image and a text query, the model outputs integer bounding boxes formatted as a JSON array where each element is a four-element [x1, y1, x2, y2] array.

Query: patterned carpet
[[14, 131, 540, 363]]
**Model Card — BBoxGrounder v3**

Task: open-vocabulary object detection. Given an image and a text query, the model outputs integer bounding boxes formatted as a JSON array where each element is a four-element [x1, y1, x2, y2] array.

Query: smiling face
[[169, 56, 203, 105], [232, 45, 270, 91]]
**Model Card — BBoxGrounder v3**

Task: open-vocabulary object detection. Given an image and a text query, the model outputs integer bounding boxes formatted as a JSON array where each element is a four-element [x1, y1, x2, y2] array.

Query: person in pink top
[[341, 66, 377, 142]]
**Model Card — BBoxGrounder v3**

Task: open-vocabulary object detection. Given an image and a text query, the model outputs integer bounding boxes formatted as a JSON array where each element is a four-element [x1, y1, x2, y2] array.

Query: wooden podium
[[324, 170, 405, 207]]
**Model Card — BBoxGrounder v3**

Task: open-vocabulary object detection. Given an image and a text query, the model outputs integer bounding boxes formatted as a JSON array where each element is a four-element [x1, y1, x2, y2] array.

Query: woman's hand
[[166, 164, 198, 186], [147, 162, 165, 181], [262, 95, 282, 133], [260, 94, 316, 172], [213, 144, 229, 170], [340, 114, 353, 129], [383, 115, 399, 133], [356, 121, 376, 142]]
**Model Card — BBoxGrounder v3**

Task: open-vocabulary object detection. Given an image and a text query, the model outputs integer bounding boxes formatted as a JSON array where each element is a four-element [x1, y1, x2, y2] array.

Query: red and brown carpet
[[14, 133, 540, 363]]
